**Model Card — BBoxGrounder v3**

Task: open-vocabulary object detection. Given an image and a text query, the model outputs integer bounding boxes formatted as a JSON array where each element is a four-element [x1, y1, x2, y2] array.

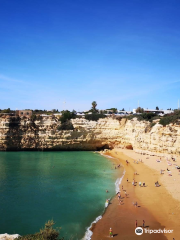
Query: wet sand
[[91, 149, 180, 240]]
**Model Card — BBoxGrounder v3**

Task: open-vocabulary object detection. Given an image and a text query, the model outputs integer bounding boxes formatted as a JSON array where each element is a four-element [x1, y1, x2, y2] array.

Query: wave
[[82, 215, 102, 240], [100, 154, 115, 159], [115, 170, 125, 194], [82, 170, 125, 240]]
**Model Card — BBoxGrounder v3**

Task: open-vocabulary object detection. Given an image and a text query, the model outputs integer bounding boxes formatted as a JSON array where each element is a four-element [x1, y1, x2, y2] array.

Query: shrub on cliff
[[85, 113, 106, 121], [31, 114, 37, 121], [58, 110, 76, 130], [58, 121, 74, 130], [159, 112, 180, 126], [159, 117, 171, 126], [59, 110, 76, 124], [136, 107, 144, 113], [1, 108, 11, 113], [17, 220, 62, 240], [126, 112, 157, 122], [141, 112, 157, 121]]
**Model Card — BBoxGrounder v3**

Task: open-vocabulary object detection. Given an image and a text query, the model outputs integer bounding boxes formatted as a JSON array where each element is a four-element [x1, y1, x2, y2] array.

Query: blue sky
[[0, 0, 180, 111]]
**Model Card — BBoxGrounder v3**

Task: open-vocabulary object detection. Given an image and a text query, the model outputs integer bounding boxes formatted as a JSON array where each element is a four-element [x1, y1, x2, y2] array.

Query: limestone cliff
[[0, 116, 180, 155]]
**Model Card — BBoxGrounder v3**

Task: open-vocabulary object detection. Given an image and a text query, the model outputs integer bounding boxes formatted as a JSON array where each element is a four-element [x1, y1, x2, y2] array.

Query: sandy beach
[[91, 148, 180, 240]]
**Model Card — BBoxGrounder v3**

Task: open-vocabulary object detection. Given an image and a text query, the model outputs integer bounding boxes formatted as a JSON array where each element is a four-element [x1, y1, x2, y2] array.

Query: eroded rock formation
[[0, 116, 180, 155]]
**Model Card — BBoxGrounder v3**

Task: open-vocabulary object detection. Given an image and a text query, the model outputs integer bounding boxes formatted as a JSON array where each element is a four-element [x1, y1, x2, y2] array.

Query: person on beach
[[135, 220, 137, 228], [132, 179, 135, 186], [143, 220, 145, 228], [155, 181, 160, 187], [122, 185, 123, 190], [109, 228, 113, 238], [127, 178, 128, 182]]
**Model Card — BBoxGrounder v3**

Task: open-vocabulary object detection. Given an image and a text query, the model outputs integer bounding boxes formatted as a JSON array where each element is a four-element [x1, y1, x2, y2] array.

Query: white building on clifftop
[[132, 108, 174, 114]]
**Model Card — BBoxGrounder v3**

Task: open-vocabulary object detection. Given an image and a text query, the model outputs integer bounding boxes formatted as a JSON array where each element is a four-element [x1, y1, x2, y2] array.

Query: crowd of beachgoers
[[91, 148, 180, 240]]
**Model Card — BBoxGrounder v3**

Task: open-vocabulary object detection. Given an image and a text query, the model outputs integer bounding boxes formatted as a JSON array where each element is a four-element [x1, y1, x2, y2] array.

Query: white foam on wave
[[100, 154, 118, 160], [82, 215, 102, 240], [82, 170, 126, 240], [105, 202, 108, 208], [115, 170, 125, 194], [103, 155, 114, 159]]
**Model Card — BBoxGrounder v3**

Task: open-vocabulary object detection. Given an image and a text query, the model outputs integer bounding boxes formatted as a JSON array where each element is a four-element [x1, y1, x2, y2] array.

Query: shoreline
[[83, 154, 125, 240], [91, 148, 180, 240]]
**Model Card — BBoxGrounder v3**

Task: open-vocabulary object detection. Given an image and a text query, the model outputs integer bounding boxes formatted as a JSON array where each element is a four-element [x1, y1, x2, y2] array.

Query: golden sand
[[91, 148, 180, 240]]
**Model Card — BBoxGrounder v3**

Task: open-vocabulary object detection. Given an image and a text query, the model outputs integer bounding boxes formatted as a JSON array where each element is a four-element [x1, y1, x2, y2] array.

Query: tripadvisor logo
[[135, 227, 143, 235], [135, 227, 173, 235]]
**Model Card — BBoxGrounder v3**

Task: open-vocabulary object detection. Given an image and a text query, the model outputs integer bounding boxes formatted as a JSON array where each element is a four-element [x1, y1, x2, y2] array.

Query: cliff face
[[0, 116, 180, 155]]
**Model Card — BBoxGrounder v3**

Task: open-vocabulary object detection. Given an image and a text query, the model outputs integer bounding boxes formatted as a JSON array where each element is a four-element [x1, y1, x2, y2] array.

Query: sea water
[[0, 151, 123, 239]]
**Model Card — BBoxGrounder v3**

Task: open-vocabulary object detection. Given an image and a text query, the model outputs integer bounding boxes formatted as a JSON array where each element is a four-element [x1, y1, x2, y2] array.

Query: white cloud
[[0, 74, 29, 84]]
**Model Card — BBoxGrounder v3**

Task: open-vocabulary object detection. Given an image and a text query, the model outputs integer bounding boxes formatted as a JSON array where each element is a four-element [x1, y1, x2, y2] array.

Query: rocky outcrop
[[0, 234, 20, 240], [0, 116, 180, 155]]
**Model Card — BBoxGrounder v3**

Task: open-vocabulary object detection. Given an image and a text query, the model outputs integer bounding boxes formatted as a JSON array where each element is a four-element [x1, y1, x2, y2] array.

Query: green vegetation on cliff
[[159, 110, 180, 126], [17, 220, 73, 240], [126, 110, 180, 126], [126, 112, 158, 122], [59, 110, 76, 124], [85, 113, 106, 121], [136, 107, 144, 113], [58, 110, 76, 130]]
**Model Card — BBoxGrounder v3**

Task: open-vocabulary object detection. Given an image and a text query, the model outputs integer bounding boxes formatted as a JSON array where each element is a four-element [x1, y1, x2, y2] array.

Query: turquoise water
[[0, 151, 123, 239]]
